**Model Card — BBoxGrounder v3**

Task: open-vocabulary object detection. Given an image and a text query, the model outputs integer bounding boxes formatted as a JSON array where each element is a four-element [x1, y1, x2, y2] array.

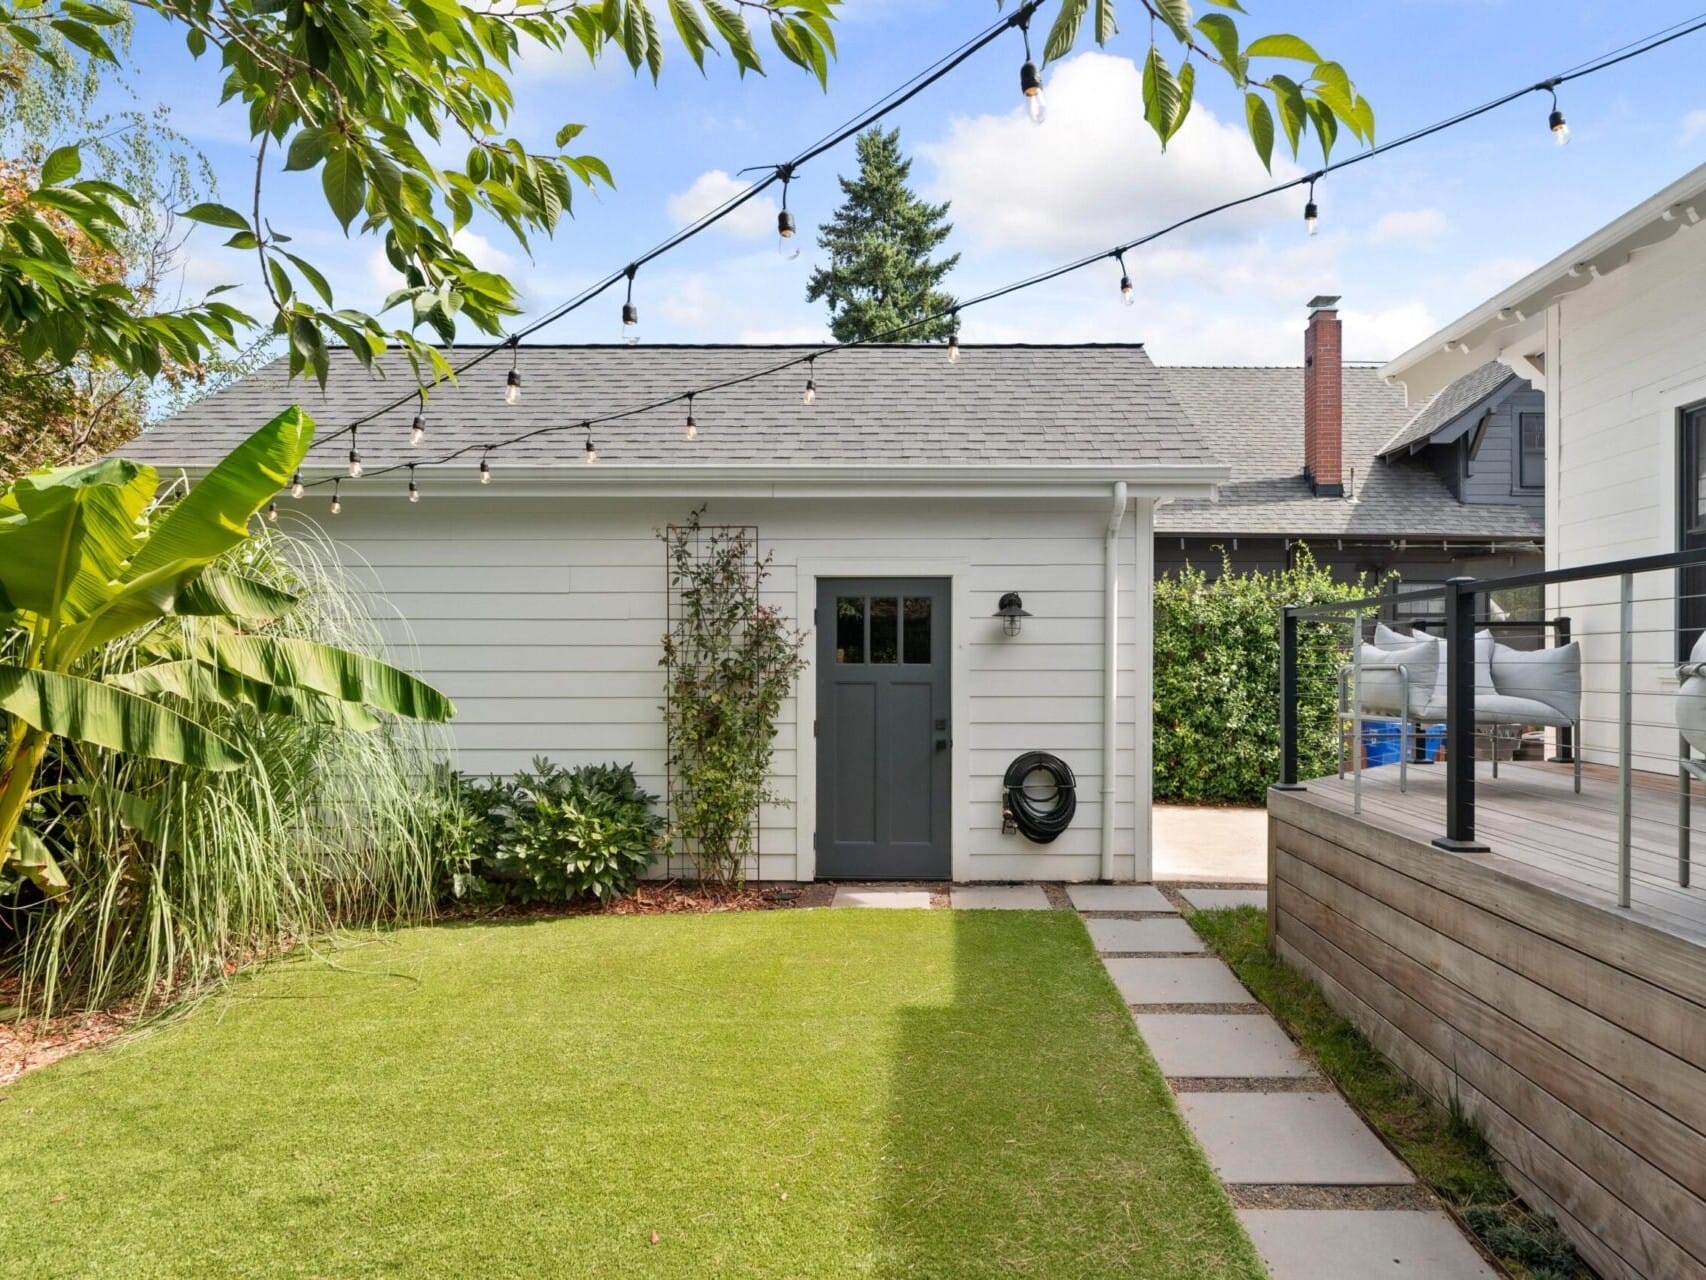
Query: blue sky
[[129, 1, 1706, 366]]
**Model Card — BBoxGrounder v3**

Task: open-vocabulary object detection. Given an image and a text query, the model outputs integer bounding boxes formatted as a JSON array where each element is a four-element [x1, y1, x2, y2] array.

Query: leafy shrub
[[442, 759, 666, 905], [1154, 547, 1386, 805]]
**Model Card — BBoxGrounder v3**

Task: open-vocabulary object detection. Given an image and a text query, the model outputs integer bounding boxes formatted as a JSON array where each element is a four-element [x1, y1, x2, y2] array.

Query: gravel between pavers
[[1225, 1184, 1437, 1210], [1168, 1076, 1327, 1093]]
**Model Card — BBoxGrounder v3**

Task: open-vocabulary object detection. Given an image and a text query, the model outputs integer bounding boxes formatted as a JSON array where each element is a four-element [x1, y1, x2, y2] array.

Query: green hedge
[[1154, 549, 1382, 805]]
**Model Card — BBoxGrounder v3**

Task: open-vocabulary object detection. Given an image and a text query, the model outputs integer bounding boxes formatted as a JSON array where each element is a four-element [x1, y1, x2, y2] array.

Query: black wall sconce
[[994, 591, 1031, 637]]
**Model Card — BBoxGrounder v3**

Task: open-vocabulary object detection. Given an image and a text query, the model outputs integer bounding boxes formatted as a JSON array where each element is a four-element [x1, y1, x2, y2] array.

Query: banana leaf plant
[[0, 407, 454, 897]]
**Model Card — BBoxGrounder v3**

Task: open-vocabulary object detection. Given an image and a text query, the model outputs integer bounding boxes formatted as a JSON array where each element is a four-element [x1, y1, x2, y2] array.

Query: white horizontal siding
[[296, 494, 1143, 880], [1549, 225, 1706, 768]]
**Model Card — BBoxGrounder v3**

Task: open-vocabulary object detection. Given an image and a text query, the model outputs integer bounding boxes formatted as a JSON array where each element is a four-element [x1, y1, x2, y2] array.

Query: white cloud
[[665, 169, 780, 239], [1456, 255, 1543, 305], [1682, 109, 1706, 143], [919, 51, 1304, 256], [1368, 208, 1447, 246]]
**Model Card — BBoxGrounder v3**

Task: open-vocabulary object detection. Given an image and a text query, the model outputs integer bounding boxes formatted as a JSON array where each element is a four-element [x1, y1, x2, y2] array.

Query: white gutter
[[1101, 481, 1128, 882], [222, 462, 1229, 502]]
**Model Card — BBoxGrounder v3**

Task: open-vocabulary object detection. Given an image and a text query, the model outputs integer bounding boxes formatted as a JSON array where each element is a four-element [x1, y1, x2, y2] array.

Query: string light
[[1546, 81, 1570, 145], [330, 480, 342, 515], [777, 165, 799, 260], [947, 329, 960, 364], [1018, 11, 1044, 124], [293, 15, 1706, 496], [802, 357, 816, 406], [505, 344, 522, 404], [408, 464, 420, 503], [266, 500, 278, 523], [684, 393, 698, 441], [479, 449, 492, 485], [347, 429, 363, 478], [289, 471, 304, 499], [621, 266, 639, 344], [584, 424, 598, 464], [1115, 250, 1134, 306], [410, 391, 426, 445]]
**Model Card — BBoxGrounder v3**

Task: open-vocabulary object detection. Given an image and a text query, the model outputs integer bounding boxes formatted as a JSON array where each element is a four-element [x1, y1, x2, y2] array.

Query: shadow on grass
[[875, 909, 1263, 1280]]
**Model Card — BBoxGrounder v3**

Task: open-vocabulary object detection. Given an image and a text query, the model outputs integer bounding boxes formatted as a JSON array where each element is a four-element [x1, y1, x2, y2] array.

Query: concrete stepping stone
[[1134, 1014, 1314, 1077], [832, 886, 933, 909], [1179, 887, 1269, 911], [1177, 1092, 1414, 1185], [1239, 1210, 1498, 1279], [1065, 884, 1174, 912], [950, 885, 1050, 910], [1102, 957, 1250, 1005], [1085, 917, 1204, 954]]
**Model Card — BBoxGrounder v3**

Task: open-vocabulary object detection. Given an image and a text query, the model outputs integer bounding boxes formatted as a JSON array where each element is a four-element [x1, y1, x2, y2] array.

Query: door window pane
[[1690, 409, 1706, 529], [903, 597, 932, 663], [869, 597, 899, 664], [836, 597, 865, 664]]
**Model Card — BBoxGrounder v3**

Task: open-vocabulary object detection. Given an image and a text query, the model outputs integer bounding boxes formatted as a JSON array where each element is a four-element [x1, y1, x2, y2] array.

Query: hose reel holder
[[1001, 751, 1077, 844]]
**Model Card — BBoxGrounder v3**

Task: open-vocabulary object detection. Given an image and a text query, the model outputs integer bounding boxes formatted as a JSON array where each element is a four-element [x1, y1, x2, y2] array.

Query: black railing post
[[1275, 606, 1306, 791], [1550, 615, 1574, 763], [1434, 577, 1489, 852]]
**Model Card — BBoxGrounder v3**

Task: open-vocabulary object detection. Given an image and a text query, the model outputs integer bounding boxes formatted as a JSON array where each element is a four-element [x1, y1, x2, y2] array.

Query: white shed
[[135, 343, 1226, 883]]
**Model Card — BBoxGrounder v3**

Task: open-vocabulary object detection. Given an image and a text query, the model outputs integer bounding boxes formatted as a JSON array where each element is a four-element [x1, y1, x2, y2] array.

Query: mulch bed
[[1, 994, 139, 1088]]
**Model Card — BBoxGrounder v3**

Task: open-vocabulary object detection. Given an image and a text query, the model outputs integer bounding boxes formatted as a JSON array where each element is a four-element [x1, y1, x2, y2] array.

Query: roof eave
[[229, 461, 1232, 502], [1380, 162, 1706, 400]]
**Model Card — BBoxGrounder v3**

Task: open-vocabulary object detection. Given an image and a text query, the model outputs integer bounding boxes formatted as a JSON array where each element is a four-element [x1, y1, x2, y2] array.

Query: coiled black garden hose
[[1002, 751, 1077, 844]]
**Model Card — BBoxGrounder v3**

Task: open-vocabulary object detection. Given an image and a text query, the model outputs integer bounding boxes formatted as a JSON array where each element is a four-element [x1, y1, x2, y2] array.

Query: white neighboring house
[[135, 343, 1227, 883], [1382, 162, 1706, 770]]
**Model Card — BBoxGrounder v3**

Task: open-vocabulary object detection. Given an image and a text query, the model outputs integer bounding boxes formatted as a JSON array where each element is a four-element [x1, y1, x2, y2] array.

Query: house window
[[1517, 411, 1545, 490], [1679, 403, 1706, 658], [1391, 582, 1446, 626]]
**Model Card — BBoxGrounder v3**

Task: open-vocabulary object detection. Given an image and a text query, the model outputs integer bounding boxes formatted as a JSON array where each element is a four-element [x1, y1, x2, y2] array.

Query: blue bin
[[1361, 718, 1404, 767], [1422, 723, 1447, 761]]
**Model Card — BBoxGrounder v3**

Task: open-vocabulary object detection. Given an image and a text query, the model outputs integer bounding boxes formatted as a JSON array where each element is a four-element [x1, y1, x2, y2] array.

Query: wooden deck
[[1268, 769, 1706, 1280], [1296, 758, 1706, 945]]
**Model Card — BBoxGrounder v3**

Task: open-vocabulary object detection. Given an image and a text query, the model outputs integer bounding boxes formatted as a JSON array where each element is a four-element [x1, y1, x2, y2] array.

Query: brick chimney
[[1303, 295, 1344, 497]]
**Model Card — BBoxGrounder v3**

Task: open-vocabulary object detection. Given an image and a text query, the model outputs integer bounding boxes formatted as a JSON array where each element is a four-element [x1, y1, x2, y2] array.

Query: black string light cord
[[303, 0, 1048, 456], [305, 11, 1706, 494]]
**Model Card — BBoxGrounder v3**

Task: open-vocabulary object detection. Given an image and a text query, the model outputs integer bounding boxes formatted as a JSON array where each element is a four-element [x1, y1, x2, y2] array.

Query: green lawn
[[1, 909, 1261, 1279]]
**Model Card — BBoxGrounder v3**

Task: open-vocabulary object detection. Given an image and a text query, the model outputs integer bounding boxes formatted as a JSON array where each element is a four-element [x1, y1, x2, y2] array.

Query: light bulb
[[947, 333, 959, 364], [1304, 201, 1319, 237], [348, 448, 363, 479], [1020, 61, 1045, 124], [505, 368, 521, 405], [685, 409, 698, 441], [266, 501, 278, 523], [290, 472, 304, 499], [1120, 275, 1134, 306], [1549, 108, 1570, 146], [622, 302, 639, 344], [410, 415, 425, 446], [803, 378, 816, 407], [479, 457, 492, 485], [585, 438, 598, 464], [778, 209, 799, 259], [330, 483, 342, 515], [409, 482, 419, 503]]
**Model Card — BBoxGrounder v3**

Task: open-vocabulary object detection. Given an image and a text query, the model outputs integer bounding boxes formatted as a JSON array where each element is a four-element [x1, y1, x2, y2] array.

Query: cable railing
[[1278, 548, 1706, 914]]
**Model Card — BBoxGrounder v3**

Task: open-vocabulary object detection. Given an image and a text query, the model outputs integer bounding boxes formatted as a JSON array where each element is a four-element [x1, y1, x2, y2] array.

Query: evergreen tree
[[806, 128, 959, 343]]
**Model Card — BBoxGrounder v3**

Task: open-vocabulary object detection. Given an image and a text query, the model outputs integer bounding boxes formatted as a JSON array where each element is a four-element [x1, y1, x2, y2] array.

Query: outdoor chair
[[1338, 622, 1582, 794]]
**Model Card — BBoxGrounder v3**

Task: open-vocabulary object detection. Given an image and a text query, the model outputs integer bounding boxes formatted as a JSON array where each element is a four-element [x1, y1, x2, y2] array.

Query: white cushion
[[1352, 641, 1438, 719], [1473, 691, 1575, 729], [1681, 630, 1706, 679], [1372, 623, 1490, 710], [1489, 641, 1581, 724]]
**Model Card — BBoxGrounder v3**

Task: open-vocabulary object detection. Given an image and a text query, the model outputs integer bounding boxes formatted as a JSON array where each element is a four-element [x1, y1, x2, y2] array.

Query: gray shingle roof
[[1155, 365, 1543, 539], [131, 342, 1216, 470], [1378, 361, 1522, 458]]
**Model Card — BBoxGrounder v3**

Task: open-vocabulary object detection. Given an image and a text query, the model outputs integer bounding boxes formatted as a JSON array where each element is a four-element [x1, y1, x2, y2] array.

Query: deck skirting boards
[[1267, 798, 1706, 1280]]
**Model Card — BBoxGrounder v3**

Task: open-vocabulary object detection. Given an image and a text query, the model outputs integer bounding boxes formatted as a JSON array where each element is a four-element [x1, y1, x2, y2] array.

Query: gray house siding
[[1456, 387, 1546, 510]]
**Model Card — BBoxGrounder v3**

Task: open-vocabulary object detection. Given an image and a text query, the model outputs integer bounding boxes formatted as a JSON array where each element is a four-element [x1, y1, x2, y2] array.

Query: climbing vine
[[660, 511, 808, 887]]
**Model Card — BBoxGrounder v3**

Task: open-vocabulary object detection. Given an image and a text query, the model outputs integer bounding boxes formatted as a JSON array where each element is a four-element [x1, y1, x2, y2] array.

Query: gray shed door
[[816, 579, 951, 879]]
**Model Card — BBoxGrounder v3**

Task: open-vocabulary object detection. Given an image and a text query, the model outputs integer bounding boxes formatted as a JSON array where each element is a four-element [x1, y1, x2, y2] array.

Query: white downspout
[[1132, 498, 1156, 883], [1101, 481, 1128, 882]]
